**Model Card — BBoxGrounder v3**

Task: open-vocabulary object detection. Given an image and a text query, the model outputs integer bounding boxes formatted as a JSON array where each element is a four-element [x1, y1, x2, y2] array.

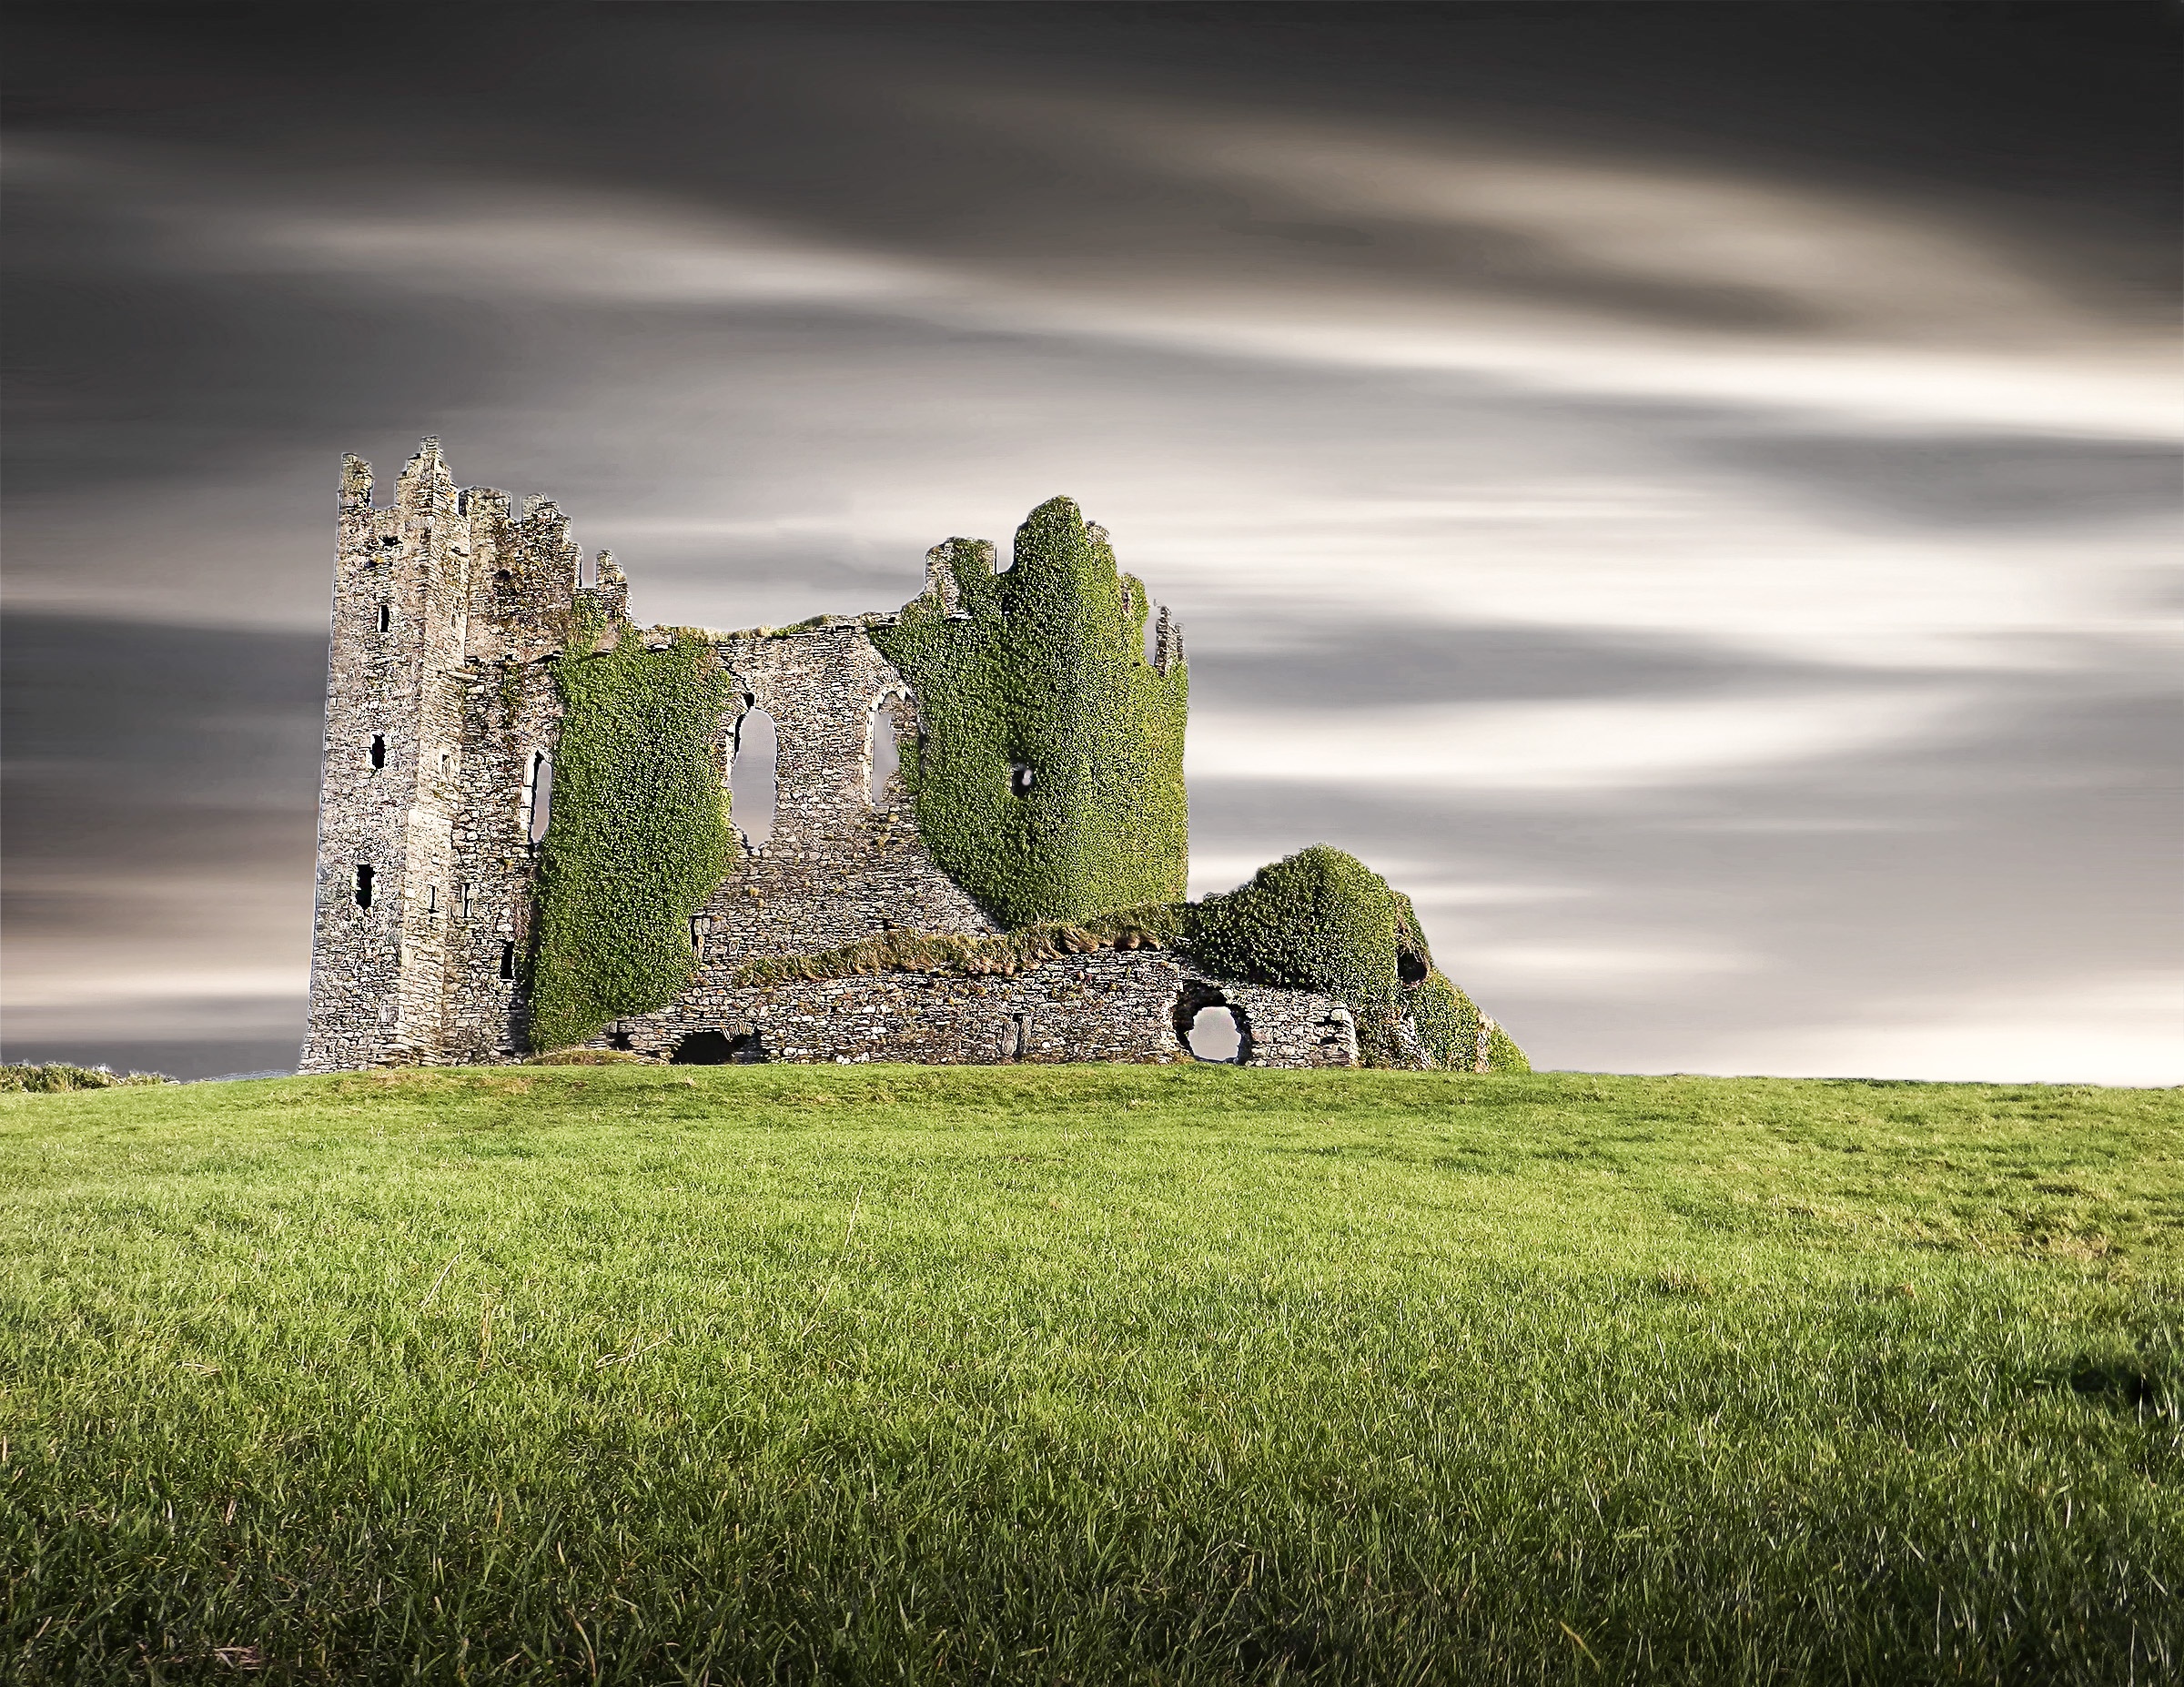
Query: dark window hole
[[377, 604, 392, 633], [353, 864, 374, 909], [369, 734, 386, 770], [1010, 763, 1036, 797], [1399, 951, 1429, 986], [499, 941, 515, 980]]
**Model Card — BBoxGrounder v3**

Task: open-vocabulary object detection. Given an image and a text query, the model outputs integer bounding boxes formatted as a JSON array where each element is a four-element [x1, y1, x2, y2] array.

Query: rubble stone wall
[[584, 952, 1360, 1068]]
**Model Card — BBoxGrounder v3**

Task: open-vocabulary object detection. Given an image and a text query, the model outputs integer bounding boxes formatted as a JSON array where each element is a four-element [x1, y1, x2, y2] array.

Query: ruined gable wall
[[684, 619, 1000, 983]]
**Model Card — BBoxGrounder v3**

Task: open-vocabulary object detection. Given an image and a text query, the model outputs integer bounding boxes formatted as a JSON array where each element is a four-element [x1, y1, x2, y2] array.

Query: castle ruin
[[301, 440, 1522, 1075]]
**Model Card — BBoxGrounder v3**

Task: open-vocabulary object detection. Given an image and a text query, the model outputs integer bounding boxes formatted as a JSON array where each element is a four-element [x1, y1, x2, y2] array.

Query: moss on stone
[[529, 633, 733, 1052], [871, 499, 1188, 929], [733, 904, 1186, 986]]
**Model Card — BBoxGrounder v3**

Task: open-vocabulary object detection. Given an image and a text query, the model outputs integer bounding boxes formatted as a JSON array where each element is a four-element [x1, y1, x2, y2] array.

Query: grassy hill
[[3, 1066, 2178, 1684]]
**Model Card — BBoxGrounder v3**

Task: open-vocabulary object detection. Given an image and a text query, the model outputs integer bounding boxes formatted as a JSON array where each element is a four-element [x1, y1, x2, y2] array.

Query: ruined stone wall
[[585, 952, 1359, 1069]]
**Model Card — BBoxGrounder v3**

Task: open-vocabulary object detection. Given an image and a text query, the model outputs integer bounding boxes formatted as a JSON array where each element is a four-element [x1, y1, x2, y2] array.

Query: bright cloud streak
[[1187, 688, 1969, 792]]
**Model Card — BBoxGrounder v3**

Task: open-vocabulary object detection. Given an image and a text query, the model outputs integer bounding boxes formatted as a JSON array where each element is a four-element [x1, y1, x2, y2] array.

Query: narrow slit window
[[499, 941, 515, 980], [730, 707, 778, 848], [425, 884, 439, 915], [377, 603, 391, 633], [867, 700, 899, 806], [526, 752, 553, 847], [353, 864, 374, 909], [458, 883, 473, 922], [369, 734, 386, 770]]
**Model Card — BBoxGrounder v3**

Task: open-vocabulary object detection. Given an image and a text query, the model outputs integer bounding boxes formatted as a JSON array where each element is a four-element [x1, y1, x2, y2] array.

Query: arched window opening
[[353, 864, 374, 909], [377, 603, 392, 633], [868, 700, 900, 806], [731, 707, 779, 848], [369, 734, 387, 770], [525, 752, 552, 847], [1009, 763, 1036, 798], [1398, 951, 1429, 986], [1174, 984, 1249, 1064], [1187, 1005, 1243, 1063]]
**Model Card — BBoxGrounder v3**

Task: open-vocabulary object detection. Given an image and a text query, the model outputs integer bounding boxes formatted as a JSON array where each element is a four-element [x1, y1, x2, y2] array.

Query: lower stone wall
[[583, 952, 1360, 1068]]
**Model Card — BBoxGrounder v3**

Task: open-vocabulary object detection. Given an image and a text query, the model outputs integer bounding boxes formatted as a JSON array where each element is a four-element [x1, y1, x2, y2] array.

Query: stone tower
[[300, 439, 629, 1071]]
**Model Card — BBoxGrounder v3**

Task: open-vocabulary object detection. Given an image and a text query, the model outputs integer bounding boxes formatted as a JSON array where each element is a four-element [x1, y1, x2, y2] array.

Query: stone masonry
[[301, 440, 1361, 1073]]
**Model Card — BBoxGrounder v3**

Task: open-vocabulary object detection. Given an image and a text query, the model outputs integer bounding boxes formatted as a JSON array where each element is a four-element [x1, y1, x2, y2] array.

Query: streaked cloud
[[4, 7, 2175, 1082], [1188, 688, 1968, 793]]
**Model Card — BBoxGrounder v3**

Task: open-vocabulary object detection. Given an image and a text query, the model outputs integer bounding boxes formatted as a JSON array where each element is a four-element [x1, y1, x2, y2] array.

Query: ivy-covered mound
[[530, 632, 733, 1052], [871, 498, 1189, 929], [1182, 845, 1528, 1070]]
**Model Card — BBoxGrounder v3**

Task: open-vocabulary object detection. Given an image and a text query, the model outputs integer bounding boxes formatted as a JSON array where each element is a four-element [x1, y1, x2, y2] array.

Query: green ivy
[[1180, 846, 1407, 1062], [1409, 971, 1530, 1073], [529, 632, 733, 1052], [871, 498, 1188, 929], [1180, 846, 1530, 1070]]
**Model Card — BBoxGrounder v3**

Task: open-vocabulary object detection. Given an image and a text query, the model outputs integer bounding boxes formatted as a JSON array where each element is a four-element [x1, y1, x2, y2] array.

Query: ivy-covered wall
[[871, 498, 1189, 929], [529, 633, 733, 1052], [713, 839, 1529, 1073]]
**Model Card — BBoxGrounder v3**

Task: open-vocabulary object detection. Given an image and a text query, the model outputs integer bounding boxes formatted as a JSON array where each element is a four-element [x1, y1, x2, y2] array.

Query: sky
[[4, 2, 2179, 1083]]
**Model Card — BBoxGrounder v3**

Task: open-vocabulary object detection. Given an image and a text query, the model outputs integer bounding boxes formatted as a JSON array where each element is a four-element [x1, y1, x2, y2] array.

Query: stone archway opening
[[1174, 982, 1250, 1064]]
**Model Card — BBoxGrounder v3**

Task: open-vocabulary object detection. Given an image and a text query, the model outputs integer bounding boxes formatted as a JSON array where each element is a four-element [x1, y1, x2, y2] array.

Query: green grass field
[[3, 1066, 2178, 1684]]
